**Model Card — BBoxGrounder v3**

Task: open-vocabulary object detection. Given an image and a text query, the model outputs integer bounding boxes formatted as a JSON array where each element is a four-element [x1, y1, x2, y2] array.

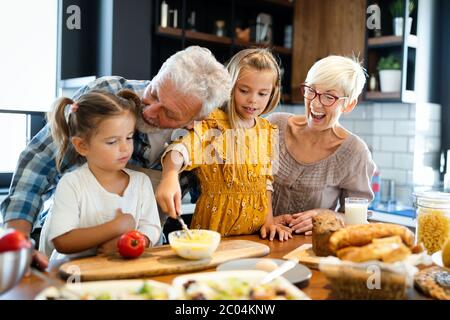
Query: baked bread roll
[[336, 236, 412, 263], [329, 223, 415, 254], [312, 210, 344, 256]]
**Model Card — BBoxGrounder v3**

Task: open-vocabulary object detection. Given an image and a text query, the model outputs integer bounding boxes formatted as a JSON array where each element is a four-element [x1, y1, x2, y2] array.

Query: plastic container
[[319, 253, 431, 300], [413, 191, 450, 254]]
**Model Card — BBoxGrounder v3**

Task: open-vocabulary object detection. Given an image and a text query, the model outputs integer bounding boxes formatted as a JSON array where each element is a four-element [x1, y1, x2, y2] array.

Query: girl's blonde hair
[[47, 89, 141, 170], [222, 48, 281, 128], [305, 55, 367, 102]]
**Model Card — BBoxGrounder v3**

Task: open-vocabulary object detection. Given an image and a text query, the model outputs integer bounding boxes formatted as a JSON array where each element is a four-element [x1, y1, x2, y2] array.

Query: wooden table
[[0, 234, 426, 300]]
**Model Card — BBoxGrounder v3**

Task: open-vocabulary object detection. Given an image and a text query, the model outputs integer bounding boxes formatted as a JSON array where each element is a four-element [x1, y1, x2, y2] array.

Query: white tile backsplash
[[373, 120, 395, 135], [353, 120, 373, 134], [408, 137, 416, 153], [409, 104, 416, 119], [275, 101, 441, 205], [381, 103, 410, 119], [381, 168, 407, 185], [394, 153, 415, 170], [339, 120, 354, 132], [395, 120, 416, 136], [344, 105, 368, 120], [380, 136, 409, 152], [372, 136, 381, 151], [373, 151, 394, 167]]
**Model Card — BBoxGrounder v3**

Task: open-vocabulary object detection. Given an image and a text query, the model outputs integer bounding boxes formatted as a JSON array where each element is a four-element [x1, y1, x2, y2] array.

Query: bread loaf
[[312, 211, 344, 256], [336, 236, 412, 263], [329, 223, 415, 255]]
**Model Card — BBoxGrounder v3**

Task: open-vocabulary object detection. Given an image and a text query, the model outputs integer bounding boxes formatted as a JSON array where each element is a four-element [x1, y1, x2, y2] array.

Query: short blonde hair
[[222, 48, 281, 128], [305, 55, 367, 102]]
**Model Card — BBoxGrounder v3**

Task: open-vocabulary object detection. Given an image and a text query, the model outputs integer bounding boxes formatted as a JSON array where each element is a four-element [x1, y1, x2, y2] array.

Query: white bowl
[[0, 247, 33, 294], [168, 229, 221, 260]]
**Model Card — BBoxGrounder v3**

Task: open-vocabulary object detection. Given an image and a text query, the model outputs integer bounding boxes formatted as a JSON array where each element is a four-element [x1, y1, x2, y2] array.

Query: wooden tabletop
[[0, 234, 427, 300]]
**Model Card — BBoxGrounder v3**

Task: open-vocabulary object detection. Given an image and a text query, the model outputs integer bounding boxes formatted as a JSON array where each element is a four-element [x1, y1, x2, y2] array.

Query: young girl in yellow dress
[[156, 48, 291, 241]]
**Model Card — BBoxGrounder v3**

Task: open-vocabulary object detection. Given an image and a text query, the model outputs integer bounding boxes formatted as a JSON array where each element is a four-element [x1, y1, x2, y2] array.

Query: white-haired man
[[1, 46, 232, 268]]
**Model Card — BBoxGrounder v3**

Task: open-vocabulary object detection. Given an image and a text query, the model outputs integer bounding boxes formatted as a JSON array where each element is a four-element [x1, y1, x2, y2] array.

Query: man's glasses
[[300, 84, 347, 107]]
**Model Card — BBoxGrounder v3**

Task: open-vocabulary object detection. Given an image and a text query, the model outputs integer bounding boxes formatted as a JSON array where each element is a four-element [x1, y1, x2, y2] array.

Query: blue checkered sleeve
[[0, 76, 150, 226]]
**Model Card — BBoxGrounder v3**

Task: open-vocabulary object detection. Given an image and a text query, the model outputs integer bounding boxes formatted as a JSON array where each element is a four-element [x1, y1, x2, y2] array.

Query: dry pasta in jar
[[414, 191, 450, 254]]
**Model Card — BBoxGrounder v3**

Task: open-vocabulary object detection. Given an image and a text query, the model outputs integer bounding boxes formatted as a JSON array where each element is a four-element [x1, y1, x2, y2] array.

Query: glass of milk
[[345, 198, 369, 225]]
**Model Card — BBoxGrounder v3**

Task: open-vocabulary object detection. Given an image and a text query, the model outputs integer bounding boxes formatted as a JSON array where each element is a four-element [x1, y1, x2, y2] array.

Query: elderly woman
[[267, 55, 375, 235]]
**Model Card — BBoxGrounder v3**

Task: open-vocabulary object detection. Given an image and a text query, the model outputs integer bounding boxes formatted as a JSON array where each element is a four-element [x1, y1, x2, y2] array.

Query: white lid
[[413, 191, 450, 209]]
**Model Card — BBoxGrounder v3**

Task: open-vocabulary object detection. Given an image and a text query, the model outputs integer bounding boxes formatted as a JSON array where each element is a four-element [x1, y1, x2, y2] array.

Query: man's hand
[[5, 219, 49, 271], [31, 250, 49, 271], [156, 171, 182, 219]]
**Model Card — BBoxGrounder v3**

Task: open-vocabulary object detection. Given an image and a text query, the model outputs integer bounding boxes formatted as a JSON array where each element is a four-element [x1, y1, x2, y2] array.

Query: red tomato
[[0, 230, 32, 253], [117, 230, 146, 259]]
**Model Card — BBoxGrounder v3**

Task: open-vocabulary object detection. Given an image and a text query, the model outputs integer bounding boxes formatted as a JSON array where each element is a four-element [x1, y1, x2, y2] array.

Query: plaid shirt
[[1, 76, 195, 227]]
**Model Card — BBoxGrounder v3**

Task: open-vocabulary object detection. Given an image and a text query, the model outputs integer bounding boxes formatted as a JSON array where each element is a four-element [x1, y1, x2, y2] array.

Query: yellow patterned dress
[[166, 109, 277, 236]]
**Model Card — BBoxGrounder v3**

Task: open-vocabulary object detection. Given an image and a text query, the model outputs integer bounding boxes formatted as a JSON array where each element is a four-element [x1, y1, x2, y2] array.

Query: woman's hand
[[273, 214, 294, 226], [288, 209, 321, 235], [156, 172, 182, 219], [260, 223, 293, 242]]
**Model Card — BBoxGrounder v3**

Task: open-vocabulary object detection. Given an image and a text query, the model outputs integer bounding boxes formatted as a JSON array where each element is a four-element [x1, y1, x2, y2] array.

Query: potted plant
[[390, 0, 415, 36], [377, 55, 401, 92]]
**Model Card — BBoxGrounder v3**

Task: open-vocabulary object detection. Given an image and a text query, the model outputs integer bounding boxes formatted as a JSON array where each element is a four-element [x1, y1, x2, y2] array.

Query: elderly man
[[0, 46, 231, 268]]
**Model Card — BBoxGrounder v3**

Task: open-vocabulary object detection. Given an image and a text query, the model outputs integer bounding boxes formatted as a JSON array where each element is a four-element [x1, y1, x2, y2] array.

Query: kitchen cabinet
[[291, 0, 366, 103], [152, 0, 295, 103], [364, 0, 419, 103]]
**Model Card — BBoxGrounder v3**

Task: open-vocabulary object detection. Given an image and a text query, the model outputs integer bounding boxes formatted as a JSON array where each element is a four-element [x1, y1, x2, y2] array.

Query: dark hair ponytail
[[117, 89, 142, 117], [47, 97, 75, 170]]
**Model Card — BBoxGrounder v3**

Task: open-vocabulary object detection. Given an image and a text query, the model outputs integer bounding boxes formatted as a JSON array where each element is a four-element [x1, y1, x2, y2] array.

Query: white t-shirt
[[40, 163, 161, 260]]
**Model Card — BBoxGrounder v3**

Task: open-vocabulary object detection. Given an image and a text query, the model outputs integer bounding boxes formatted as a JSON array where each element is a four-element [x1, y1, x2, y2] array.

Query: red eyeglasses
[[300, 84, 348, 107]]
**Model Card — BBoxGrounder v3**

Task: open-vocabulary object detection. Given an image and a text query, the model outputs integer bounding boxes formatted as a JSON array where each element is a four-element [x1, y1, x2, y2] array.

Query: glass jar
[[413, 191, 450, 254]]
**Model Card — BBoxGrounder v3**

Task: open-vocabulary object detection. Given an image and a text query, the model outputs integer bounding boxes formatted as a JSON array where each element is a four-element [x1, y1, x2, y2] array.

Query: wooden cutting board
[[283, 244, 323, 269], [59, 240, 270, 281]]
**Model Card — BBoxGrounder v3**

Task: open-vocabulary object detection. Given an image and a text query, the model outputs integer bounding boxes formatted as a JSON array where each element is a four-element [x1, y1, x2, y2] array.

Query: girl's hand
[[97, 236, 121, 255], [113, 209, 136, 234], [288, 209, 320, 236], [156, 172, 182, 219], [260, 223, 293, 242]]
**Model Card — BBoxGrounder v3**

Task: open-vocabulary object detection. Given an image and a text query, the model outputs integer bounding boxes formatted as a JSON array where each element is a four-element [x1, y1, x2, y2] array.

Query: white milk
[[345, 203, 368, 225]]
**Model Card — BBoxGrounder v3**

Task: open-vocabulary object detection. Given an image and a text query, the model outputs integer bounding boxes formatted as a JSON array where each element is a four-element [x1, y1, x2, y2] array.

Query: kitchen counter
[[0, 234, 428, 300]]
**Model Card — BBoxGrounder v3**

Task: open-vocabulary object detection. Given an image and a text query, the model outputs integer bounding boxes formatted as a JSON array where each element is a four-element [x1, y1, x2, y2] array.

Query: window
[[0, 1, 58, 112], [0, 1, 57, 186]]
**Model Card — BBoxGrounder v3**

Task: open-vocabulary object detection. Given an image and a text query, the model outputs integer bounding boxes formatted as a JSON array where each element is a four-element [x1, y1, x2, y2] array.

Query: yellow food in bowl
[[169, 229, 221, 260]]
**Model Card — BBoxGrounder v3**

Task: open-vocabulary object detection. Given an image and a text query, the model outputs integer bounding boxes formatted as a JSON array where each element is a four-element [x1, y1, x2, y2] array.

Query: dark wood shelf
[[234, 39, 292, 55], [261, 0, 294, 8], [156, 27, 232, 45], [365, 90, 416, 103], [157, 27, 292, 55], [368, 35, 418, 49]]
